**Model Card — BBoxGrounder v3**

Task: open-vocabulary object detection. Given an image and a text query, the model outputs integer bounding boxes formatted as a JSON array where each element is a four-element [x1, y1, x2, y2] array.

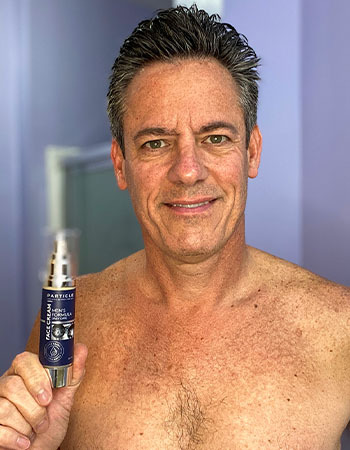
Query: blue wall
[[0, 0, 24, 369], [302, 0, 350, 285], [223, 0, 302, 265]]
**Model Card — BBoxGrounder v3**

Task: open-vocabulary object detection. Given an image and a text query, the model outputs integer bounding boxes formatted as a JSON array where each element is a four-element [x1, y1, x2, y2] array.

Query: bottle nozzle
[[45, 231, 75, 288], [54, 232, 68, 255]]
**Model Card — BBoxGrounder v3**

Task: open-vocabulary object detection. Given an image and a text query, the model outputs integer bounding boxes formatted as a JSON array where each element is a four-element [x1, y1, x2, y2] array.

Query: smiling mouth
[[171, 200, 211, 208], [164, 198, 217, 210]]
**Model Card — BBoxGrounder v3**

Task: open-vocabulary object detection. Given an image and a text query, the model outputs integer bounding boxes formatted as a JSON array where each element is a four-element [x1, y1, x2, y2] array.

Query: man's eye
[[144, 139, 166, 150], [204, 135, 228, 144]]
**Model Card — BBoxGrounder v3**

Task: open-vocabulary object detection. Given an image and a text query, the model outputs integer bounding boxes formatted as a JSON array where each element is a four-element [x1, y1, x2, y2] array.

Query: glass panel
[[65, 165, 144, 275]]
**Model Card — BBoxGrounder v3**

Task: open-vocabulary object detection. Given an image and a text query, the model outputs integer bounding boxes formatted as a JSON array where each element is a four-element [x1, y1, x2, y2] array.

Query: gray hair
[[107, 5, 260, 154]]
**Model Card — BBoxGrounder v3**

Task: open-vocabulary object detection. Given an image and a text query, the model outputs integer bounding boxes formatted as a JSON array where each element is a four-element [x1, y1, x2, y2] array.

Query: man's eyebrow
[[133, 127, 178, 142], [198, 121, 239, 135], [133, 122, 239, 142]]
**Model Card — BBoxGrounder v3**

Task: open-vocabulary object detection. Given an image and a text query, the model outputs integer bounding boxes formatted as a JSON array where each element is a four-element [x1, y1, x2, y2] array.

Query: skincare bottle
[[39, 231, 76, 388]]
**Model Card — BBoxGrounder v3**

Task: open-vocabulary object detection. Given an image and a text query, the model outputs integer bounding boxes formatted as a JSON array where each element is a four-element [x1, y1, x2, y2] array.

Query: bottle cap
[[46, 365, 73, 388]]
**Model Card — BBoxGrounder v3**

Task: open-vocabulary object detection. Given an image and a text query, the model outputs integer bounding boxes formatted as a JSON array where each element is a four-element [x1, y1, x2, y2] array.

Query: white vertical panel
[[172, 0, 223, 16]]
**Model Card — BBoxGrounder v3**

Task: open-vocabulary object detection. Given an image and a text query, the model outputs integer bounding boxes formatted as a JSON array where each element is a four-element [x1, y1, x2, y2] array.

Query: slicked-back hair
[[107, 5, 260, 154]]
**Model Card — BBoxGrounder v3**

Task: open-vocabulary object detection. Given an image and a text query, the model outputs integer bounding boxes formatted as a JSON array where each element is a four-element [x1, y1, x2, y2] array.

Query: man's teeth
[[172, 201, 210, 208]]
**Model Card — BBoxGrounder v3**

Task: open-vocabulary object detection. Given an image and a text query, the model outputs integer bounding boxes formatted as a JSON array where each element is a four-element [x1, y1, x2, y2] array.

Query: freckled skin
[[26, 59, 350, 449]]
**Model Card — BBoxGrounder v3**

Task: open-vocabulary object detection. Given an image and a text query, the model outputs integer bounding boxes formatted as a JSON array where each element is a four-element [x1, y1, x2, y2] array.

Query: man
[[1, 5, 349, 449]]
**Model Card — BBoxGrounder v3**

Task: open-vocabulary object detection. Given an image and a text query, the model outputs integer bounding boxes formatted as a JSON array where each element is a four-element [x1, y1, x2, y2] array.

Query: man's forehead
[[125, 57, 238, 100], [123, 58, 243, 133]]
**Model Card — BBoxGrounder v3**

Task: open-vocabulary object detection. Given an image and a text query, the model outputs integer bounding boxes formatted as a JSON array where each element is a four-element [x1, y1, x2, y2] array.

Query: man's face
[[111, 58, 261, 262]]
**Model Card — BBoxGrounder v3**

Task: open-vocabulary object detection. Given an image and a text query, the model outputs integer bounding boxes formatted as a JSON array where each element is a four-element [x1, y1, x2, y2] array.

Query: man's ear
[[247, 125, 262, 179], [111, 139, 128, 190]]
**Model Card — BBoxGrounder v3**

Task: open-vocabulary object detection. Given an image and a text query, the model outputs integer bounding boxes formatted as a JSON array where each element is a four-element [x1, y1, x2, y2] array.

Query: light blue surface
[[302, 0, 350, 285], [223, 0, 302, 266]]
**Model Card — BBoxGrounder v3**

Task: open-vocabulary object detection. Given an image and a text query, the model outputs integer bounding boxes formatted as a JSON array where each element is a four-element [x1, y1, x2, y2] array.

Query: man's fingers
[[70, 343, 88, 386], [0, 398, 33, 437], [0, 425, 31, 449], [5, 352, 52, 407], [0, 348, 86, 450], [0, 376, 48, 434]]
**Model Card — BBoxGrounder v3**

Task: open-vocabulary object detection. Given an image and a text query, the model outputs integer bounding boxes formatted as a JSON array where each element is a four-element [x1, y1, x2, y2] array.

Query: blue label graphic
[[39, 288, 75, 367]]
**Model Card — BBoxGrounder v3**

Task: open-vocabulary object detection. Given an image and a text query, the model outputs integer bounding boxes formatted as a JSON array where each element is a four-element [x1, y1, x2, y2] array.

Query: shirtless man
[[1, 5, 350, 450]]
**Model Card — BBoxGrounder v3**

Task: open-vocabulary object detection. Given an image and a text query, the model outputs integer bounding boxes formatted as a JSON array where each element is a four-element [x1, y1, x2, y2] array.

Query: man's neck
[[141, 226, 252, 315]]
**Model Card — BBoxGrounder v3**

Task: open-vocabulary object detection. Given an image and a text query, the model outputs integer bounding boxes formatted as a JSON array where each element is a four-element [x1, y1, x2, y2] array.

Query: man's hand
[[0, 343, 88, 449]]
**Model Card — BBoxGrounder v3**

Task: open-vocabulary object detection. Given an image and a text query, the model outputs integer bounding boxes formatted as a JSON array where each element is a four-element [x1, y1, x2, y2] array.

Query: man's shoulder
[[75, 249, 145, 317], [250, 247, 350, 375], [249, 246, 350, 313], [73, 250, 145, 341], [76, 249, 145, 293]]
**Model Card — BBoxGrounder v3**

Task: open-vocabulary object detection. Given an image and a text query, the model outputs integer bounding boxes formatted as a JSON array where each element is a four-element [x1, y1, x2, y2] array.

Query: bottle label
[[39, 287, 75, 367]]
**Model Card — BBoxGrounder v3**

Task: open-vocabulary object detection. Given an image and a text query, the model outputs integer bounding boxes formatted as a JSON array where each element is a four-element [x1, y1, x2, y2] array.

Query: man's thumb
[[37, 343, 88, 443], [50, 343, 88, 411], [70, 343, 88, 387]]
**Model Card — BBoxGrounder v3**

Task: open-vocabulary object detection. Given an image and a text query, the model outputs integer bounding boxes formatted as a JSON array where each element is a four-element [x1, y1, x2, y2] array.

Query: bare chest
[[63, 308, 346, 449]]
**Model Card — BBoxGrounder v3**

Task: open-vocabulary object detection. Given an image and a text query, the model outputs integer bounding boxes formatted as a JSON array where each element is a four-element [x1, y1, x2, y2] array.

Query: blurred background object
[[50, 143, 144, 274], [174, 0, 222, 15], [1, 3, 350, 444]]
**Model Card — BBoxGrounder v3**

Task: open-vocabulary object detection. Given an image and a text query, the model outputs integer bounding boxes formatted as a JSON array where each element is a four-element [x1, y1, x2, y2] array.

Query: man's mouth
[[164, 198, 217, 212], [171, 200, 211, 208]]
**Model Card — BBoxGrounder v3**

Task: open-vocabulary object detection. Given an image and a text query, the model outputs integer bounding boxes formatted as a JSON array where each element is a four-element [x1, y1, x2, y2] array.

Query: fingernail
[[36, 417, 48, 433], [17, 436, 30, 449], [37, 388, 50, 404]]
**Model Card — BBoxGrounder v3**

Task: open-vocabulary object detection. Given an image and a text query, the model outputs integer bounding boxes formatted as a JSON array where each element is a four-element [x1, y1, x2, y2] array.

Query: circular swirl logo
[[44, 341, 64, 363]]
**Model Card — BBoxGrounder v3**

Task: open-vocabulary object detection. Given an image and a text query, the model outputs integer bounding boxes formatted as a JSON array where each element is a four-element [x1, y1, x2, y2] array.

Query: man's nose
[[167, 141, 208, 185]]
